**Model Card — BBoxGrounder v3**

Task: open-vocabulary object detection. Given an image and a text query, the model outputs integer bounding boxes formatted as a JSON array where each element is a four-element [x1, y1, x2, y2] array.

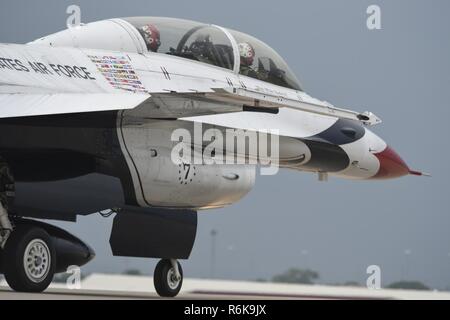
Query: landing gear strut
[[153, 259, 183, 297], [0, 160, 14, 248], [0, 202, 12, 248]]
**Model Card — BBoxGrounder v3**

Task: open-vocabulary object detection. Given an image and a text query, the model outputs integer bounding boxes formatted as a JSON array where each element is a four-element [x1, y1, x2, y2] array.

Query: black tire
[[3, 225, 55, 292], [154, 259, 183, 297]]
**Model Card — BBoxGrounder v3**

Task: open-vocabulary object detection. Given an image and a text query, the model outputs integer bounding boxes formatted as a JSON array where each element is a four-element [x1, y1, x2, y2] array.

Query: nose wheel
[[153, 259, 183, 297]]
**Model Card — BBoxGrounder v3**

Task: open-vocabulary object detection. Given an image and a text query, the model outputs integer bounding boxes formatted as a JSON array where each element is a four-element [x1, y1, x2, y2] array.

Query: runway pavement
[[2, 273, 450, 300], [0, 287, 310, 300]]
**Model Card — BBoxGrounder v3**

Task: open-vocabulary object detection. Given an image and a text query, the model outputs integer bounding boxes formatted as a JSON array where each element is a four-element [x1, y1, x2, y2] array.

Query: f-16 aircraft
[[0, 17, 424, 297]]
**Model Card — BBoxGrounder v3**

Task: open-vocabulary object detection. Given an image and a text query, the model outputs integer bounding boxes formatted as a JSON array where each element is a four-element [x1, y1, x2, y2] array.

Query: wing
[[0, 43, 154, 118], [0, 43, 380, 125], [0, 93, 150, 118]]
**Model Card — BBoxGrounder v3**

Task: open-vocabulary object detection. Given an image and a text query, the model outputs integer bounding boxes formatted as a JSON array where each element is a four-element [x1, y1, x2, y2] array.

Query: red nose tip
[[373, 146, 409, 179]]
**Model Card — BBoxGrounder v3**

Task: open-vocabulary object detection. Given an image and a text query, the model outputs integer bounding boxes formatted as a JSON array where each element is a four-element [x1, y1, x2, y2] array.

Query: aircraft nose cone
[[372, 146, 409, 179]]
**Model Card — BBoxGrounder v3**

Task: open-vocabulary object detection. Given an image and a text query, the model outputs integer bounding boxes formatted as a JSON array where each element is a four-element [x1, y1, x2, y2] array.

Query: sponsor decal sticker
[[88, 55, 147, 93]]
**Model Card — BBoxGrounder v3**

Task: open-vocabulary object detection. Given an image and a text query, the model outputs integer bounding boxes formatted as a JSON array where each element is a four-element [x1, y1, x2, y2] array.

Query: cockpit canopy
[[123, 17, 302, 91]]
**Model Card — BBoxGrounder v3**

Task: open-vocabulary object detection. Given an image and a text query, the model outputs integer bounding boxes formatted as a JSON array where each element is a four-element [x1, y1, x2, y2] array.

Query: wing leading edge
[[0, 93, 150, 118], [206, 88, 382, 126]]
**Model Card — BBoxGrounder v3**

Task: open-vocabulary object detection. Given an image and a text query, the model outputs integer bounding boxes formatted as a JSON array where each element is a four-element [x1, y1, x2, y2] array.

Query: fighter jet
[[0, 17, 425, 297]]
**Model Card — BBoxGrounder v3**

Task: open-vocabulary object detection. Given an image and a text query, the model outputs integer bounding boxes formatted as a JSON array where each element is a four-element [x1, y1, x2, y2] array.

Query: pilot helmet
[[139, 24, 161, 52], [238, 42, 255, 66]]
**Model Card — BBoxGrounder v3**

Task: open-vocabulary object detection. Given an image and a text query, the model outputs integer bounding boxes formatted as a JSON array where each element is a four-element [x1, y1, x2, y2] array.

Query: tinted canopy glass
[[123, 17, 302, 90], [124, 17, 235, 71], [230, 30, 302, 90]]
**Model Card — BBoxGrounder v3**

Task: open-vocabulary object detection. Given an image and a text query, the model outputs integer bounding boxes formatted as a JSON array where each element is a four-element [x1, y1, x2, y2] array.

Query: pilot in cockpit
[[238, 42, 258, 78], [138, 24, 161, 52]]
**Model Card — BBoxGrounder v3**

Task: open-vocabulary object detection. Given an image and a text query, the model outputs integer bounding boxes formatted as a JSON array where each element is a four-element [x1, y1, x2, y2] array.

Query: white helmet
[[238, 42, 255, 66]]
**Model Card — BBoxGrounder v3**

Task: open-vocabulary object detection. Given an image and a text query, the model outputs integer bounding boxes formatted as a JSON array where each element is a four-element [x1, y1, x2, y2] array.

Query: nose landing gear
[[153, 259, 183, 297]]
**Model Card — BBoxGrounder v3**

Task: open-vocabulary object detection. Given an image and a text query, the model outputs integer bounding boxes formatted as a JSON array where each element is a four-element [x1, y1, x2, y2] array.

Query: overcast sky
[[1, 0, 449, 289]]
